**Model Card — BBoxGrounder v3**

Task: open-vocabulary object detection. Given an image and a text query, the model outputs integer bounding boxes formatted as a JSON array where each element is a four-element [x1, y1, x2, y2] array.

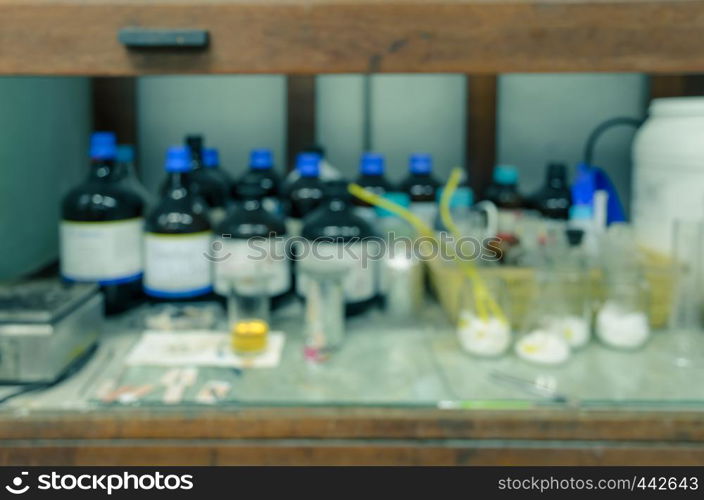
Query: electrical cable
[[583, 116, 643, 166]]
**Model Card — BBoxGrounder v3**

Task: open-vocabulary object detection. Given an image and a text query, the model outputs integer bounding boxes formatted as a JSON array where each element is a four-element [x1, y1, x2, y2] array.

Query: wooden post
[[466, 75, 498, 199], [91, 77, 137, 145], [650, 75, 704, 99], [286, 76, 317, 171]]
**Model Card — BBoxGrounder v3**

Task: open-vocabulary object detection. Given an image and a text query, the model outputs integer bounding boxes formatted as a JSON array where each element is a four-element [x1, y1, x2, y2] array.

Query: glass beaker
[[227, 268, 271, 356], [456, 274, 512, 357], [595, 224, 651, 350], [301, 266, 347, 362], [668, 219, 704, 367], [596, 273, 651, 350], [515, 271, 581, 365]]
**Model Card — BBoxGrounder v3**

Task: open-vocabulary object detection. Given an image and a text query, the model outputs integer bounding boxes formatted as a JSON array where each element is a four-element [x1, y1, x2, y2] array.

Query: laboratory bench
[[1, 302, 703, 465], [2, 0, 704, 466]]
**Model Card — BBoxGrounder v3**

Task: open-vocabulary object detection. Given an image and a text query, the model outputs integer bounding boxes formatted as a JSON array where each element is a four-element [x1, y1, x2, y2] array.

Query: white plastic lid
[[650, 97, 704, 117]]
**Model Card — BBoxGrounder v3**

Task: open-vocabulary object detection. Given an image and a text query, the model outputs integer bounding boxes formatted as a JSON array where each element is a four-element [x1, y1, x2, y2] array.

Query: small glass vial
[[228, 270, 270, 356], [456, 275, 512, 357]]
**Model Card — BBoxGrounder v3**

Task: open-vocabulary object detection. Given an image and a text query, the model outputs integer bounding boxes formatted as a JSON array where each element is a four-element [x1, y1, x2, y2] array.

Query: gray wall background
[[138, 75, 286, 192], [0, 77, 90, 281], [498, 73, 646, 206], [0, 73, 647, 280], [138, 73, 645, 207]]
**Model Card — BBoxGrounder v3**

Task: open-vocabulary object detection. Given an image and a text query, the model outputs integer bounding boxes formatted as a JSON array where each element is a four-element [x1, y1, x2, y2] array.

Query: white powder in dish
[[515, 330, 571, 365], [457, 312, 511, 357], [545, 315, 591, 348], [596, 301, 650, 349]]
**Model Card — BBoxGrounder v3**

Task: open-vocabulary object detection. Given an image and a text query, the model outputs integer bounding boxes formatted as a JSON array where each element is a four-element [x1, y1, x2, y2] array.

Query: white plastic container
[[632, 97, 704, 254]]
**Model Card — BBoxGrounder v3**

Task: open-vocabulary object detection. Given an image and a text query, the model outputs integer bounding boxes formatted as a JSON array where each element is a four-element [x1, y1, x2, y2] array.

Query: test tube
[[669, 218, 704, 368], [301, 266, 347, 362]]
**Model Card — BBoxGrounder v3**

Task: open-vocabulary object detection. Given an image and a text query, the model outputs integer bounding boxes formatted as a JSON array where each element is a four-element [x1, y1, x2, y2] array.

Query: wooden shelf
[[1, 407, 704, 465], [2, 0, 704, 75]]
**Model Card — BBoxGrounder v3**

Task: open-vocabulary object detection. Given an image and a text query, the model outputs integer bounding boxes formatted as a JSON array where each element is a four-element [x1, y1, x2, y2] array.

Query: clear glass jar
[[596, 271, 651, 350], [515, 270, 588, 365], [456, 275, 512, 357]]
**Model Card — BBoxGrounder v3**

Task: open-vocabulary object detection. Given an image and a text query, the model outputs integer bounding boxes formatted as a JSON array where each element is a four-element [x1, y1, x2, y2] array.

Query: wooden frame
[[3, 0, 704, 76], [1, 407, 703, 465]]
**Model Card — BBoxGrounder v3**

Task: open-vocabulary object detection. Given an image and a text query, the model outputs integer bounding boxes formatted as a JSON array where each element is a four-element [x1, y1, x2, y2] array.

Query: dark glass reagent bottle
[[203, 147, 234, 197], [60, 131, 144, 315], [237, 148, 282, 215], [144, 145, 213, 301], [214, 181, 293, 309], [484, 165, 523, 209], [300, 180, 379, 316], [287, 153, 325, 219], [400, 153, 441, 225], [532, 162, 572, 220], [159, 135, 229, 223], [353, 152, 395, 208]]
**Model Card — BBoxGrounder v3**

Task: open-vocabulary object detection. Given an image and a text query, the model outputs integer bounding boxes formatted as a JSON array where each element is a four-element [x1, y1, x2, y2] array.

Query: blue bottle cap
[[409, 153, 432, 175], [116, 144, 134, 163], [296, 152, 321, 178], [250, 148, 274, 170], [359, 152, 385, 176], [203, 148, 219, 168], [90, 132, 117, 160], [493, 165, 519, 185], [436, 186, 474, 207], [164, 146, 192, 172], [375, 191, 411, 218]]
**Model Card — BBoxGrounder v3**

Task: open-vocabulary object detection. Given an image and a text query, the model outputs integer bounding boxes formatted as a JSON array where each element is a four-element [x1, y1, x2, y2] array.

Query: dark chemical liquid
[[286, 152, 325, 219], [531, 162, 571, 220], [299, 180, 379, 316], [203, 147, 234, 199], [238, 148, 283, 215], [159, 135, 230, 224], [353, 152, 394, 214], [61, 132, 144, 315], [484, 165, 523, 209], [214, 181, 293, 309], [145, 146, 213, 302]]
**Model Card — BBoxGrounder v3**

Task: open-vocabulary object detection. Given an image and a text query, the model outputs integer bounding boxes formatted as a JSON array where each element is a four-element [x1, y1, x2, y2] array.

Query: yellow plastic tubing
[[349, 168, 506, 323]]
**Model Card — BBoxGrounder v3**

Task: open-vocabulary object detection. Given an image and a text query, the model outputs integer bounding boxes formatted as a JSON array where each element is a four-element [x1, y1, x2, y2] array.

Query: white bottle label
[[144, 231, 213, 298], [296, 241, 377, 303], [209, 207, 227, 228], [262, 197, 282, 216], [213, 237, 291, 297], [60, 218, 143, 284]]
